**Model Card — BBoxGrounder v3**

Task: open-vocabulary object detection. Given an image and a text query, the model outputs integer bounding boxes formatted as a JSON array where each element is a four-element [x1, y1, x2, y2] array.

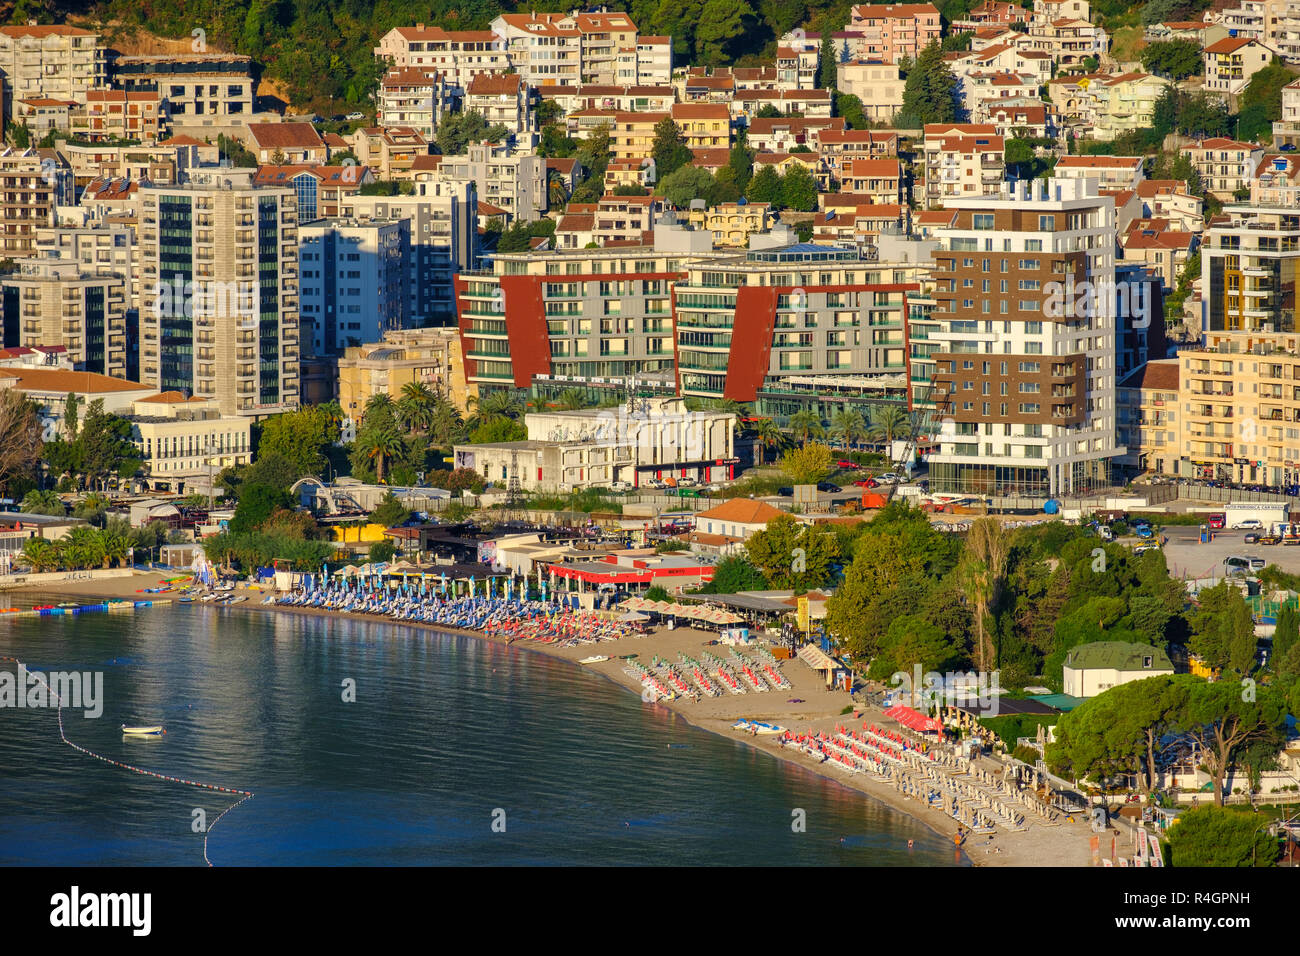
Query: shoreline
[[5, 571, 1095, 866]]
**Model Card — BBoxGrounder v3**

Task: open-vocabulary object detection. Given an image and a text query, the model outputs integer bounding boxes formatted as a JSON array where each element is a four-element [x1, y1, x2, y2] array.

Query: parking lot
[[1144, 525, 1300, 579]]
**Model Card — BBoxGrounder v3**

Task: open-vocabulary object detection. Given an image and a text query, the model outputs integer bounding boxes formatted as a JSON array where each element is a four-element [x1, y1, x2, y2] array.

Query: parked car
[[1135, 526, 1154, 539], [1208, 513, 1226, 530], [609, 481, 632, 493], [853, 478, 879, 488], [1133, 544, 1161, 555], [879, 473, 902, 483], [645, 477, 665, 489], [1234, 519, 1264, 531], [1244, 532, 1260, 544], [677, 476, 698, 487], [816, 482, 841, 493], [346, 111, 365, 120], [836, 460, 856, 469], [1098, 526, 1114, 542], [778, 487, 794, 496]]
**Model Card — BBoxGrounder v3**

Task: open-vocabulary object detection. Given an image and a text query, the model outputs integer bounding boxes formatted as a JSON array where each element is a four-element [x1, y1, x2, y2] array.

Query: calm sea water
[[0, 604, 966, 866]]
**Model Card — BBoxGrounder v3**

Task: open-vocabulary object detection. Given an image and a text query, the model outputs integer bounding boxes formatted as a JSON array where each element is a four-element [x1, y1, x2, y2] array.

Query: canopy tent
[[885, 704, 943, 733]]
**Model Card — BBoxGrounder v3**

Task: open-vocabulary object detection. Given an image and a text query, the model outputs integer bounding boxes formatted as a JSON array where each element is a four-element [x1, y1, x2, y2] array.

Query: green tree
[[696, 0, 752, 66], [1166, 805, 1279, 867], [960, 517, 1011, 672], [834, 92, 868, 130], [787, 409, 824, 443], [867, 404, 911, 446], [651, 117, 693, 180], [829, 408, 867, 448], [20, 488, 65, 516], [749, 417, 784, 464], [818, 33, 838, 90], [1140, 40, 1203, 80], [0, 389, 42, 498], [21, 536, 61, 572], [436, 110, 510, 155], [779, 162, 818, 211], [1184, 679, 1289, 806], [745, 513, 840, 590], [898, 40, 960, 127], [1191, 581, 1258, 676], [229, 484, 294, 535], [700, 554, 768, 593], [728, 127, 755, 191], [780, 442, 834, 485], [397, 382, 437, 434], [258, 405, 337, 477], [745, 164, 783, 205], [370, 492, 411, 528], [368, 539, 397, 563], [1274, 603, 1299, 666], [470, 417, 528, 444], [657, 165, 718, 208]]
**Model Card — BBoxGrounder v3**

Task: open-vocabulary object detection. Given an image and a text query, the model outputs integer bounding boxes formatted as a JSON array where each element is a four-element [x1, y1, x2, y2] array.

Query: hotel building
[[928, 178, 1120, 497]]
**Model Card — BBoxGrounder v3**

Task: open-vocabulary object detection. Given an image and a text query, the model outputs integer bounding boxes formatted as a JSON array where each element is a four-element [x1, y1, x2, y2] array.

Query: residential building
[[695, 498, 788, 541], [922, 124, 1005, 207], [1054, 154, 1144, 189], [846, 4, 943, 62], [69, 90, 164, 143], [733, 88, 833, 120], [341, 179, 477, 329], [636, 36, 672, 85], [373, 25, 509, 85], [347, 126, 431, 181], [674, 243, 923, 411], [670, 102, 731, 151], [60, 139, 212, 189], [110, 54, 256, 130], [1182, 137, 1265, 199], [0, 25, 106, 125], [839, 158, 904, 204], [1091, 72, 1171, 142], [0, 147, 73, 257], [1, 258, 127, 377], [1116, 358, 1180, 475], [15, 97, 72, 135], [299, 218, 409, 359], [1027, 15, 1109, 66], [137, 168, 300, 417], [253, 164, 375, 224], [376, 67, 454, 140], [609, 110, 667, 159], [465, 73, 535, 138], [129, 392, 252, 492], [455, 244, 699, 396], [245, 121, 328, 165], [431, 140, 545, 223], [1120, 219, 1196, 289], [1250, 152, 1300, 206], [835, 61, 904, 121], [1063, 641, 1174, 698], [33, 221, 138, 311], [684, 203, 775, 247], [746, 116, 847, 153], [929, 178, 1120, 497], [1135, 179, 1204, 232], [1203, 36, 1277, 95], [491, 11, 639, 87], [337, 328, 468, 424]]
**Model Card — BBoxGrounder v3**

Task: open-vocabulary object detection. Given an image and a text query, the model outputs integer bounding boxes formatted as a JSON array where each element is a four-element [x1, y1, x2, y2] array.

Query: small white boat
[[733, 719, 785, 735], [578, 655, 610, 665], [122, 725, 165, 736]]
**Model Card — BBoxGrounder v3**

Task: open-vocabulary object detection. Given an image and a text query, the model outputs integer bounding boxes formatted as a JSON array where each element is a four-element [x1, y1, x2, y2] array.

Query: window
[[1038, 215, 1055, 231], [973, 213, 994, 230]]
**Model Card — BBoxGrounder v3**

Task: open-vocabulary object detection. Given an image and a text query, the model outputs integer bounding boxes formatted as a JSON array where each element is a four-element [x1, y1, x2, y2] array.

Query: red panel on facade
[[724, 285, 778, 402], [499, 275, 552, 390], [453, 273, 475, 381]]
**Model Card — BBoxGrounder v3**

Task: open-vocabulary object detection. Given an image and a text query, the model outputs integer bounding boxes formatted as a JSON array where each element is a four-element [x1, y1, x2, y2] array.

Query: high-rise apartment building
[[0, 25, 106, 125], [299, 218, 409, 358], [0, 147, 74, 257], [929, 178, 1120, 497], [1, 259, 127, 377], [137, 169, 299, 416]]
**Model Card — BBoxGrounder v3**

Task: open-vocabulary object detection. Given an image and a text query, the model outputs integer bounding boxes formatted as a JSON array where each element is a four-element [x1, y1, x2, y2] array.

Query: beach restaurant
[[544, 553, 715, 594]]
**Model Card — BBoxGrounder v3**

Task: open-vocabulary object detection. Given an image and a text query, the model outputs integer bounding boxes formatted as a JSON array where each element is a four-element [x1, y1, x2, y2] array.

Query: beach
[[7, 570, 1097, 866]]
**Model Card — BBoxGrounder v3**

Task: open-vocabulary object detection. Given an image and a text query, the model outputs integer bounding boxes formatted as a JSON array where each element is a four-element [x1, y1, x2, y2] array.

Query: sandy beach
[[7, 570, 1098, 866]]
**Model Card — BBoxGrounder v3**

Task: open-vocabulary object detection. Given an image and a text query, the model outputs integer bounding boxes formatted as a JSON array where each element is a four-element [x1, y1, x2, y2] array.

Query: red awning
[[886, 704, 943, 733]]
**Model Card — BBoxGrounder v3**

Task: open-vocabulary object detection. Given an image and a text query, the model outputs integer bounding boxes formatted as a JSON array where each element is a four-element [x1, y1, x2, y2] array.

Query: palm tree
[[960, 517, 1011, 673], [477, 389, 527, 420], [364, 427, 407, 484], [555, 388, 588, 411], [100, 517, 132, 568], [20, 488, 64, 516], [788, 409, 825, 444], [749, 417, 784, 464], [21, 537, 60, 572], [430, 397, 466, 446], [867, 404, 912, 447], [397, 382, 437, 434], [829, 409, 867, 450], [62, 526, 106, 571], [365, 392, 396, 417]]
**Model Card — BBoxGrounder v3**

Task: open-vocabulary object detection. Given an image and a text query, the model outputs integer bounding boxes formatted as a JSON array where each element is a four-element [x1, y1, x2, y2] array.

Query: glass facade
[[158, 196, 193, 393]]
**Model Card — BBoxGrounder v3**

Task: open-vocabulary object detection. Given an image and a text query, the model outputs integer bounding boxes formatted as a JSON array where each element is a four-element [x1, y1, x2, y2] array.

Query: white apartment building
[[376, 67, 455, 140], [373, 25, 512, 86], [0, 25, 106, 125], [929, 178, 1120, 498], [110, 54, 257, 131], [1, 258, 127, 378], [33, 222, 138, 311], [299, 218, 409, 359], [342, 179, 477, 328], [137, 169, 300, 417], [431, 140, 546, 223]]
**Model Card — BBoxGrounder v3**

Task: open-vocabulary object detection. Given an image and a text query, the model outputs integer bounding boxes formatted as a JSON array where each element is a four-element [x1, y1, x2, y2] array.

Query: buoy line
[[1, 655, 253, 866]]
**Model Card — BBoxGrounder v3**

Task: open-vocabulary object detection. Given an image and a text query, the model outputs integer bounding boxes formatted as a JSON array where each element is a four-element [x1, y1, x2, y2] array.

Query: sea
[[0, 603, 967, 866]]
